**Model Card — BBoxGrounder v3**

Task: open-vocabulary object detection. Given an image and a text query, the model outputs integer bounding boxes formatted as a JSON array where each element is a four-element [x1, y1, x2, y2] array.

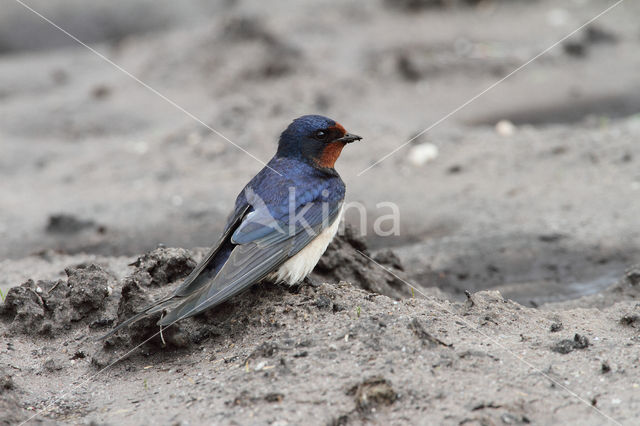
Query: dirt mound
[[94, 248, 200, 358], [97, 236, 411, 353], [105, 269, 192, 351], [312, 226, 411, 299], [0, 264, 114, 336], [544, 264, 640, 310], [128, 247, 197, 288]]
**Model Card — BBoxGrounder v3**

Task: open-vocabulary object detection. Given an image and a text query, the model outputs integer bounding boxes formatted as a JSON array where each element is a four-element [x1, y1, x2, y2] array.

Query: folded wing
[[157, 197, 342, 325], [102, 184, 343, 338]]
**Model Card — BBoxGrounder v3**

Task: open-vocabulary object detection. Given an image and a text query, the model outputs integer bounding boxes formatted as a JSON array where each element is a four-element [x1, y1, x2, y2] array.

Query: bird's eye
[[315, 130, 327, 140]]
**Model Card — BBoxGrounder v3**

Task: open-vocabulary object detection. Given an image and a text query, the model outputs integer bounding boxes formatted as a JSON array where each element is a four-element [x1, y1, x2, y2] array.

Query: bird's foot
[[303, 275, 321, 288]]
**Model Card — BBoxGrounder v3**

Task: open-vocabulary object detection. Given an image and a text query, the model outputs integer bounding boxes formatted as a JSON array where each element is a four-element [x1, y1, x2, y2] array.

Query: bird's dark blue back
[[227, 155, 346, 231], [193, 156, 345, 289]]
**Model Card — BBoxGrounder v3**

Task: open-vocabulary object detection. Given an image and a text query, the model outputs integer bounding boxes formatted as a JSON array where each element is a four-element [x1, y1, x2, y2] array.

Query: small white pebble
[[107, 286, 113, 296], [407, 143, 439, 166], [254, 361, 266, 372], [36, 286, 43, 294], [495, 120, 516, 137]]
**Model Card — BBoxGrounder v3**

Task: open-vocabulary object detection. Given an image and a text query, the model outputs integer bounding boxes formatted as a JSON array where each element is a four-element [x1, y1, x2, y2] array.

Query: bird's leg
[[287, 275, 319, 294], [159, 312, 167, 347], [303, 275, 321, 288]]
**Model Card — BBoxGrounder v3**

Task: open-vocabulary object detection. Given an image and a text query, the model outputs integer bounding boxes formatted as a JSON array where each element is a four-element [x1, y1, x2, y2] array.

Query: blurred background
[[1, 0, 639, 305]]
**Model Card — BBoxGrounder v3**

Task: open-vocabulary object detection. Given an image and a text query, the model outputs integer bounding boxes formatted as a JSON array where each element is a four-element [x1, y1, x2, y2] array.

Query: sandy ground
[[2, 247, 640, 425], [1, 0, 640, 424]]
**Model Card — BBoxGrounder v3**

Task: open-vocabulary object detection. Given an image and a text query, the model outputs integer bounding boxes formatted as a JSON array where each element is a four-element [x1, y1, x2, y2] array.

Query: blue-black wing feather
[[157, 197, 342, 325]]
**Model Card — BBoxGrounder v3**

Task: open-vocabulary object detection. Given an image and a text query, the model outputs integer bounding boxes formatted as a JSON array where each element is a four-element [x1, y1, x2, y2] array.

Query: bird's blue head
[[277, 115, 362, 169]]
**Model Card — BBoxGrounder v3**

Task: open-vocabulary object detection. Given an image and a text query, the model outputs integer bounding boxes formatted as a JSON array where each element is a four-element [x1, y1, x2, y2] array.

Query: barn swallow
[[104, 115, 361, 337]]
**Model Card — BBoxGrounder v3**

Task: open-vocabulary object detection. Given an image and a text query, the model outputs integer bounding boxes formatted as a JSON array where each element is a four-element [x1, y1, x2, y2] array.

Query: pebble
[[495, 120, 516, 137], [407, 143, 439, 166]]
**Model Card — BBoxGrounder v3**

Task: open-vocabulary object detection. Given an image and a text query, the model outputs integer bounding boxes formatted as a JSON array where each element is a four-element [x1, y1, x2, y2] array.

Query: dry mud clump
[[127, 247, 197, 288], [106, 247, 199, 351], [312, 226, 412, 299], [0, 264, 114, 336]]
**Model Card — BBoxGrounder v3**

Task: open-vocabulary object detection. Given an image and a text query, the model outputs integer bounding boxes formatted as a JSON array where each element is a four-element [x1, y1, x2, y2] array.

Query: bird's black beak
[[335, 133, 362, 143]]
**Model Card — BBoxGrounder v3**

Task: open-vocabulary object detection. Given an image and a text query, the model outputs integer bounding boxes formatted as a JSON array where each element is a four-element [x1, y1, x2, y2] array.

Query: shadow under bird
[[103, 115, 362, 338]]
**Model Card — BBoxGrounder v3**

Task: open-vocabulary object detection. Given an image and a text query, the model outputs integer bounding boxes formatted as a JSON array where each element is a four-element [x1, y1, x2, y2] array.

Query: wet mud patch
[[45, 213, 100, 234], [367, 42, 520, 82], [469, 91, 640, 126], [399, 234, 635, 305], [544, 265, 640, 310]]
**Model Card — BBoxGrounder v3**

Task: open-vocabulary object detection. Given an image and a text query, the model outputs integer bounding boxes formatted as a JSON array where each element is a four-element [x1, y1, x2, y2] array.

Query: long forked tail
[[98, 297, 177, 340], [98, 234, 236, 341]]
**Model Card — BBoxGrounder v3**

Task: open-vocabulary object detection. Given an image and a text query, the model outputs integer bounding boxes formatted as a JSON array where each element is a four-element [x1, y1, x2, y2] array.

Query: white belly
[[267, 206, 343, 285]]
